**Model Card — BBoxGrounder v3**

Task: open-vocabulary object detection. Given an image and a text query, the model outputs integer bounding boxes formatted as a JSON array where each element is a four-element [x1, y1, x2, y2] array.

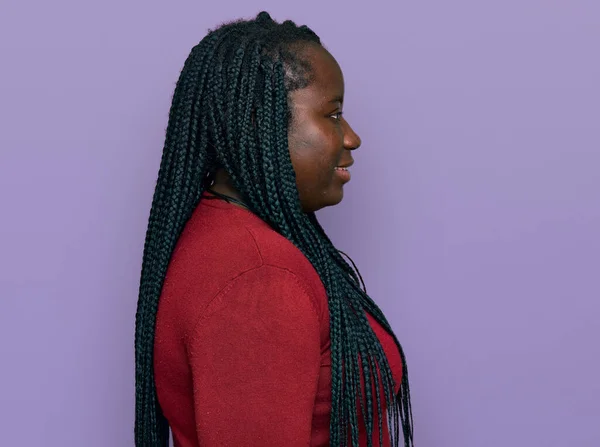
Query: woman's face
[[287, 44, 362, 213]]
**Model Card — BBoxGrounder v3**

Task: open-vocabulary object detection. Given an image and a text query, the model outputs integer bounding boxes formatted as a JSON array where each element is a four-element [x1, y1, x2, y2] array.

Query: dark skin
[[211, 43, 362, 213]]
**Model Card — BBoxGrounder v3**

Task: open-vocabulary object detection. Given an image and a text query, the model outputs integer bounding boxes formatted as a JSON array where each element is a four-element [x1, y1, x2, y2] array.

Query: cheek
[[289, 123, 340, 185]]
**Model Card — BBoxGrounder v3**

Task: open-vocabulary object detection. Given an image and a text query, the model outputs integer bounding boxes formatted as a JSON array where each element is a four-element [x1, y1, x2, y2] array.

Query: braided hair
[[135, 11, 413, 447]]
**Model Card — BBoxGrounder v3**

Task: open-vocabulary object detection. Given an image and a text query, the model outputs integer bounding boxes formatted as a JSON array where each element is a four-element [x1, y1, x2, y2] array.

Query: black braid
[[135, 11, 413, 446]]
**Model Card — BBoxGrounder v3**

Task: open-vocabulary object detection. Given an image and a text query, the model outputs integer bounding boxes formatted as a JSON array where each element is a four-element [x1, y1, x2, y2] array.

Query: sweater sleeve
[[185, 265, 322, 446]]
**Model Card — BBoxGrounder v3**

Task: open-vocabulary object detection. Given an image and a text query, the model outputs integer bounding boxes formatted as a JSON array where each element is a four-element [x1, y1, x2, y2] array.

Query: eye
[[330, 111, 343, 121]]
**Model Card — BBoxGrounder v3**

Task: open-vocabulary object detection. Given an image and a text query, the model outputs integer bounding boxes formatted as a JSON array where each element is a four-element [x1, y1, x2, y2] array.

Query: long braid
[[135, 11, 413, 446], [135, 30, 227, 446]]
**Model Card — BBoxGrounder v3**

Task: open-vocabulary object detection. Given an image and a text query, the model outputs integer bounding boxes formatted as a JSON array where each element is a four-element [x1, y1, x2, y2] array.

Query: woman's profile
[[135, 11, 414, 446]]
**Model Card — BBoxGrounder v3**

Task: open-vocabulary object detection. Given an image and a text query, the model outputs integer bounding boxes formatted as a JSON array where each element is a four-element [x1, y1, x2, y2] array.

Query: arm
[[186, 265, 322, 446]]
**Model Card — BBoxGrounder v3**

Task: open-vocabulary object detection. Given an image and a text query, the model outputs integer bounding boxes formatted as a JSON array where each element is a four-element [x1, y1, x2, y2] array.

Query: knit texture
[[154, 193, 403, 446]]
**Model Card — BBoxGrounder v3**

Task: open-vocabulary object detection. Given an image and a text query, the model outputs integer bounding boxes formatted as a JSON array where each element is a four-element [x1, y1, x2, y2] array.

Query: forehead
[[290, 44, 345, 106]]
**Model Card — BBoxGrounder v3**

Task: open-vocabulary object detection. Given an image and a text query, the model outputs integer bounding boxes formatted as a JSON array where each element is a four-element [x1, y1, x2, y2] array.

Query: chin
[[318, 189, 345, 212], [300, 185, 345, 213]]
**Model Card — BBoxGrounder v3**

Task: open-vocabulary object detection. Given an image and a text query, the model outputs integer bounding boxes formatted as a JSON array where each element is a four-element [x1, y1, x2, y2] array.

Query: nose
[[343, 118, 361, 151]]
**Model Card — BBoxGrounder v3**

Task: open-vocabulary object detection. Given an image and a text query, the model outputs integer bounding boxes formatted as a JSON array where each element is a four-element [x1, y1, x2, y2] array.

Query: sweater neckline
[[201, 190, 248, 210], [199, 191, 267, 225]]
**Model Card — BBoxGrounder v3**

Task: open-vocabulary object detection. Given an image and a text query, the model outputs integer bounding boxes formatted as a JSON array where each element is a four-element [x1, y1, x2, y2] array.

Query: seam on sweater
[[261, 263, 323, 321], [243, 225, 322, 317], [185, 265, 321, 356], [181, 222, 264, 345], [243, 225, 264, 264], [182, 264, 263, 346]]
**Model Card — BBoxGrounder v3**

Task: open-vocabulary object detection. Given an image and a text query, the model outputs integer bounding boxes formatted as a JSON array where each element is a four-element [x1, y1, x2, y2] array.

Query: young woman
[[135, 11, 414, 446]]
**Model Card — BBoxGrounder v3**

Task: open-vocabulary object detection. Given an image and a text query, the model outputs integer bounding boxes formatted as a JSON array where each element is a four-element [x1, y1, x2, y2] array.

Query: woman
[[135, 11, 414, 447]]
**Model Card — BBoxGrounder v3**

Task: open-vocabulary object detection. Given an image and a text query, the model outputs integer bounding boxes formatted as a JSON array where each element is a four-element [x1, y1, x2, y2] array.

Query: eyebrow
[[329, 95, 344, 104]]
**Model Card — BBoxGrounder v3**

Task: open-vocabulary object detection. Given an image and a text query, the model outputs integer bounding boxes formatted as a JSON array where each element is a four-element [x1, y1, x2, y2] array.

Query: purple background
[[1, 1, 599, 446]]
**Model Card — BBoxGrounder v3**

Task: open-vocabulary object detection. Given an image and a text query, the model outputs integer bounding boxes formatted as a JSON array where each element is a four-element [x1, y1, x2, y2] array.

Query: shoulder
[[182, 263, 327, 353], [192, 264, 321, 331], [243, 222, 328, 316], [173, 201, 323, 291], [159, 200, 328, 336], [194, 197, 326, 303]]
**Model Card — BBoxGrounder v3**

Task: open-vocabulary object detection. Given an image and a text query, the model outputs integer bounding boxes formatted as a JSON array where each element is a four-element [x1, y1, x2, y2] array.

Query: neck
[[208, 168, 247, 209]]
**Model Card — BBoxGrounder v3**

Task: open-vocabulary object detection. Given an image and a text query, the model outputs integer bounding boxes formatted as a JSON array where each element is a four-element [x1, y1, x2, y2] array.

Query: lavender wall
[[1, 1, 598, 446]]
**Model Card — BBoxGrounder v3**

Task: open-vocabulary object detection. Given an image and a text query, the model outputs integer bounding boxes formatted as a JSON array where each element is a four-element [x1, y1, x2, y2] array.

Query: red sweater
[[154, 192, 403, 446]]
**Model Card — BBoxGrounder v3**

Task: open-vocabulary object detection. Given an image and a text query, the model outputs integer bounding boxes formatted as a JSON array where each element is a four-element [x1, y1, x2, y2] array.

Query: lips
[[336, 160, 354, 169], [334, 161, 352, 182]]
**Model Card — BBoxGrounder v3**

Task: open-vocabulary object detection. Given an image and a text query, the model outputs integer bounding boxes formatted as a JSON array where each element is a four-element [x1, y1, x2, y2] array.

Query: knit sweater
[[154, 192, 403, 446]]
